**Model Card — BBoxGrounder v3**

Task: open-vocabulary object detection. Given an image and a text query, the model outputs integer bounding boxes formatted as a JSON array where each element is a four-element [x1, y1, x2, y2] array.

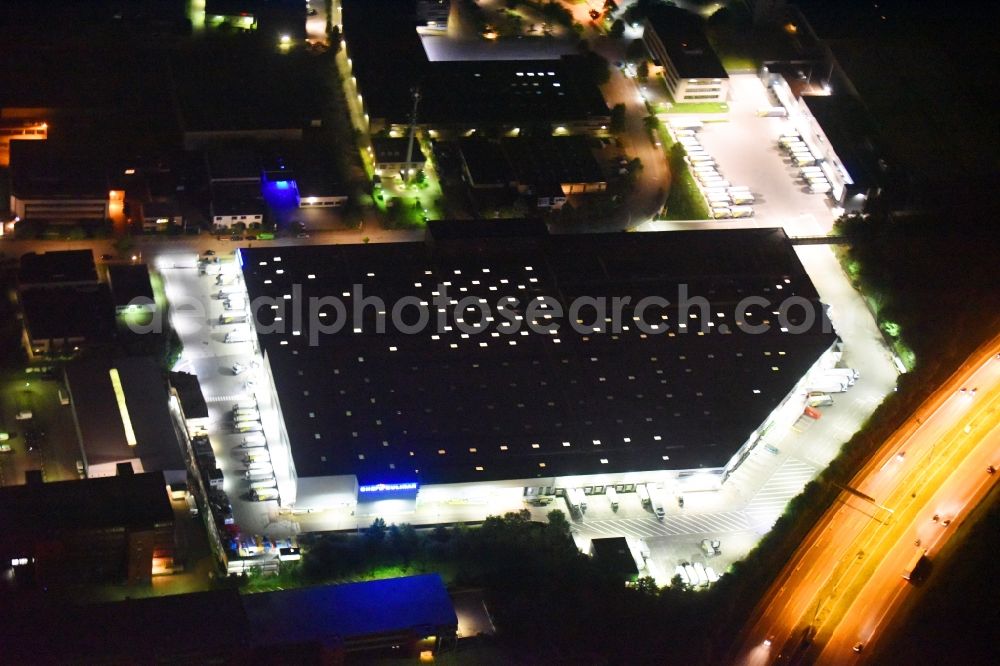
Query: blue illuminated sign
[[273, 180, 290, 190], [235, 248, 244, 269], [358, 482, 419, 494]]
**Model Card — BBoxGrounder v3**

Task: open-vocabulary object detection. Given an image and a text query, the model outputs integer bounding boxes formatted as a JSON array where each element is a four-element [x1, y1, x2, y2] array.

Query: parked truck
[[637, 483, 651, 507], [650, 488, 666, 520], [606, 486, 619, 511]]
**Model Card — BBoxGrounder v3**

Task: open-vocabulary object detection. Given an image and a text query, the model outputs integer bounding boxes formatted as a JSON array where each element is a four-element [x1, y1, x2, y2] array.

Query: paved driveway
[[681, 74, 837, 234]]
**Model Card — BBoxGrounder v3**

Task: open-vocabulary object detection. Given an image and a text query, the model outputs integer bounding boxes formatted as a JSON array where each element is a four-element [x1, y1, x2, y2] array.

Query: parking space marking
[[743, 457, 817, 528], [580, 510, 752, 541]]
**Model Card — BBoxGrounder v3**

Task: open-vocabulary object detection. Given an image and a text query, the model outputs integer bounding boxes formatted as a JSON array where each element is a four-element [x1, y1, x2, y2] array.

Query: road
[[733, 334, 1000, 665]]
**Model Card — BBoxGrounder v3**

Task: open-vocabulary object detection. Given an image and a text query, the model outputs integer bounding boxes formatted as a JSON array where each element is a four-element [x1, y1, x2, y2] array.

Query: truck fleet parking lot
[[668, 74, 837, 235]]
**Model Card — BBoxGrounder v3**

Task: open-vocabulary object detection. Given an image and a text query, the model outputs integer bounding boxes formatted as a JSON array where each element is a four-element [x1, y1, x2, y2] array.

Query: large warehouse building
[[236, 223, 839, 510]]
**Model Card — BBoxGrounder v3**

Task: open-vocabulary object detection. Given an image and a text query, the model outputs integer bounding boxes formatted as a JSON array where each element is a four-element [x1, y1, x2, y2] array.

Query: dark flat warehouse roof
[[501, 135, 605, 186], [418, 58, 610, 126], [18, 249, 97, 285], [66, 356, 186, 472], [169, 371, 210, 420], [20, 285, 113, 341], [0, 589, 248, 664], [9, 141, 109, 200], [107, 263, 154, 307], [341, 0, 607, 126], [645, 7, 728, 81], [0, 574, 453, 662], [592, 537, 639, 579], [242, 574, 456, 647], [801, 94, 882, 188], [0, 471, 172, 534], [240, 227, 835, 485], [342, 0, 428, 124]]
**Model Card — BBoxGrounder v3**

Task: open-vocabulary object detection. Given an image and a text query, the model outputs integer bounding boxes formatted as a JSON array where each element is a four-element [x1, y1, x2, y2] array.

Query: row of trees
[[254, 510, 725, 662]]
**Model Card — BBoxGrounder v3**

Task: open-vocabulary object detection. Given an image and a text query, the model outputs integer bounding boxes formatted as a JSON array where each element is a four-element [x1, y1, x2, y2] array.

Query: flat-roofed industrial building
[[642, 6, 730, 103], [235, 223, 839, 511]]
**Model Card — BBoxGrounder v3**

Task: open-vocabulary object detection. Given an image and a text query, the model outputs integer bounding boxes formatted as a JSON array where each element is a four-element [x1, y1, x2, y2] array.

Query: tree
[[581, 49, 611, 86], [635, 575, 660, 596], [546, 509, 571, 536], [366, 517, 387, 543], [625, 38, 647, 62], [609, 103, 627, 134], [329, 25, 341, 54], [609, 18, 625, 39]]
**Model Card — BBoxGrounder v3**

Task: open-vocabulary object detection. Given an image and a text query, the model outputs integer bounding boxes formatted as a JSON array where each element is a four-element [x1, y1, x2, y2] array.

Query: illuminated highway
[[734, 334, 1000, 665]]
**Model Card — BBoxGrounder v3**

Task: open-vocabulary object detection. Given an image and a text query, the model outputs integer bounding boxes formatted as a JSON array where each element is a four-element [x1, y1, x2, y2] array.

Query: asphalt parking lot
[[659, 74, 836, 235], [160, 251, 292, 542], [0, 370, 80, 487]]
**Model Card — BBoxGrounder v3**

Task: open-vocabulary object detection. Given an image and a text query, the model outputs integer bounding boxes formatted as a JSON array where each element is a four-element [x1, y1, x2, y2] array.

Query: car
[[307, 7, 318, 16], [232, 363, 247, 375], [296, 232, 310, 238], [764, 444, 780, 455], [100, 253, 115, 261], [853, 642, 864, 653], [588, 9, 601, 20], [230, 235, 243, 241], [204, 249, 216, 256]]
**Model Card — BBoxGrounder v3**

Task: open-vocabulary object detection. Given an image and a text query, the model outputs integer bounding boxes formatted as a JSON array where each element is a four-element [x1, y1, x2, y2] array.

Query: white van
[[800, 166, 823, 175], [795, 155, 818, 167], [730, 191, 755, 205], [235, 400, 257, 411], [236, 421, 263, 433], [708, 194, 732, 206], [242, 433, 265, 444], [730, 205, 754, 218], [246, 461, 273, 474], [807, 393, 834, 407], [712, 207, 733, 219], [808, 182, 832, 193]]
